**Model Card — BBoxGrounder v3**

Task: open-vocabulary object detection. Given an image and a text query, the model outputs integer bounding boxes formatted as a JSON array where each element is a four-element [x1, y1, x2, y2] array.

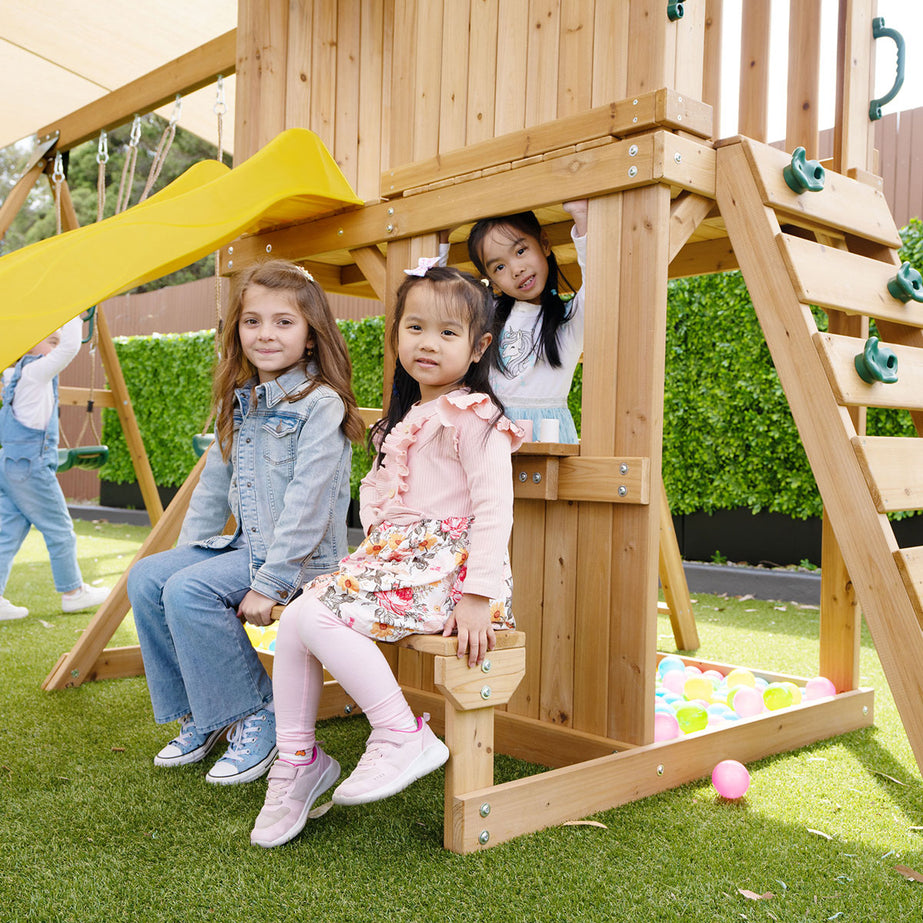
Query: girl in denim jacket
[[128, 260, 364, 786]]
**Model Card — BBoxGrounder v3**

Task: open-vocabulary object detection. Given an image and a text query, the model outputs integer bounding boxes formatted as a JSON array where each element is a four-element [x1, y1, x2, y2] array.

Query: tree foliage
[[0, 115, 229, 289]]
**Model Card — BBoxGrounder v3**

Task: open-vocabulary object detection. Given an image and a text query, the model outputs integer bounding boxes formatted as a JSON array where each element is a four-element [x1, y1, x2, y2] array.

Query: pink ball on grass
[[712, 759, 751, 799], [805, 675, 837, 700]]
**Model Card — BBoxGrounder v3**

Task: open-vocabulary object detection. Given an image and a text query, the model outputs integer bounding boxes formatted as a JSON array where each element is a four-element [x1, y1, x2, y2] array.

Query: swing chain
[[96, 130, 108, 222]]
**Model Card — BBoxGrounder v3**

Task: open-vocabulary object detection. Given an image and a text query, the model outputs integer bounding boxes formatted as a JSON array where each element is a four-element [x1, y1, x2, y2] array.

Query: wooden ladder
[[717, 136, 923, 774]]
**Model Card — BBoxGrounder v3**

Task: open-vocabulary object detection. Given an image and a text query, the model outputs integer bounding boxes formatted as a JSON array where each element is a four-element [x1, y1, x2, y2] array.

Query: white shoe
[[61, 583, 110, 613], [0, 597, 28, 621]]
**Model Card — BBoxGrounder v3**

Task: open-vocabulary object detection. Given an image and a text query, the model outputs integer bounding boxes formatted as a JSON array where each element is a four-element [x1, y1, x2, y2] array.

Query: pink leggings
[[272, 594, 416, 754]]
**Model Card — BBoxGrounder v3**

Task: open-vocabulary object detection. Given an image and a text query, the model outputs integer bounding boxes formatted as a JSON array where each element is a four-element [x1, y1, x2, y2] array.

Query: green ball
[[674, 702, 708, 733], [763, 682, 794, 710]]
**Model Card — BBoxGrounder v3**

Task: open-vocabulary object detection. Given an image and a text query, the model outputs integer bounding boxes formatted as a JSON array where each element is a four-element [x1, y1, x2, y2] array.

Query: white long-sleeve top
[[2, 317, 82, 429]]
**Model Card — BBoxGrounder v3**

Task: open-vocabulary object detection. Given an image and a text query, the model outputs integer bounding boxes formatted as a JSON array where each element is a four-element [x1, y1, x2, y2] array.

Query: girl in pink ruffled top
[[251, 265, 522, 848]]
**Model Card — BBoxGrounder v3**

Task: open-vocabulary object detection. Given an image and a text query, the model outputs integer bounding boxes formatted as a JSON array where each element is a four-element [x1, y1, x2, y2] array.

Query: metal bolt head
[[632, 98, 639, 106], [628, 165, 638, 178], [532, 472, 542, 484], [386, 224, 394, 233], [265, 244, 272, 253], [478, 830, 490, 844], [618, 485, 628, 497], [228, 260, 233, 269], [628, 144, 638, 157], [619, 463, 629, 475], [518, 471, 527, 482], [479, 802, 491, 817], [657, 764, 665, 776], [387, 207, 395, 216], [674, 152, 682, 163], [228, 246, 234, 254], [481, 658, 492, 674], [338, 228, 344, 236], [344, 704, 353, 715], [480, 685, 492, 700]]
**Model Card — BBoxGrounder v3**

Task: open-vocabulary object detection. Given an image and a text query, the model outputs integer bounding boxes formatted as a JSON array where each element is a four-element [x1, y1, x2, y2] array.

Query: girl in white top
[[467, 201, 588, 443], [0, 317, 109, 619]]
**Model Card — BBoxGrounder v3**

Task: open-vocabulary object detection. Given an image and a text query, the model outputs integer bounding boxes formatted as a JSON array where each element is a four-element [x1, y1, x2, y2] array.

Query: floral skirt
[[303, 517, 515, 643]]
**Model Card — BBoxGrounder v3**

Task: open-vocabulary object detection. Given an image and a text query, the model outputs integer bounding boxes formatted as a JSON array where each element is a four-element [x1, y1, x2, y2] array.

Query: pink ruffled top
[[360, 390, 523, 599]]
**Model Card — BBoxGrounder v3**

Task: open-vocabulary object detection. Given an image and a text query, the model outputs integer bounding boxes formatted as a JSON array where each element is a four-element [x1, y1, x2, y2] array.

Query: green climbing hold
[[783, 147, 825, 194], [854, 336, 898, 384], [887, 262, 923, 304]]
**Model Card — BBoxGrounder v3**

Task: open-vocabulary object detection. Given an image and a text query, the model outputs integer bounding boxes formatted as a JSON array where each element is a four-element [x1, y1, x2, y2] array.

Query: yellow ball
[[684, 675, 715, 703], [725, 668, 756, 689], [781, 681, 802, 705]]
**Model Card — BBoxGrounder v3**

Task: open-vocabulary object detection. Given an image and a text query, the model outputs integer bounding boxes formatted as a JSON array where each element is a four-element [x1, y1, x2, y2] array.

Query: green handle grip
[[667, 1, 685, 21], [81, 305, 97, 345], [870, 17, 905, 121], [854, 336, 898, 384], [887, 262, 923, 304], [783, 147, 825, 194]]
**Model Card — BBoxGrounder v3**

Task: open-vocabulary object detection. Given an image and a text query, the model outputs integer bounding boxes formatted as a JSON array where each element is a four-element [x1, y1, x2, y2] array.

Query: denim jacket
[[178, 364, 352, 603]]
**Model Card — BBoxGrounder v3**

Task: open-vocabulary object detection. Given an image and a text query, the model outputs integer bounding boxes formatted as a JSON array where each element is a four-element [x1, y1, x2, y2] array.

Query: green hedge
[[101, 218, 923, 517]]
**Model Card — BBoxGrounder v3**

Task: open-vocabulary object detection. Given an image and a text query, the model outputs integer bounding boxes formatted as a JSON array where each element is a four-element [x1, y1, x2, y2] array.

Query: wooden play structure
[[14, 0, 923, 852]]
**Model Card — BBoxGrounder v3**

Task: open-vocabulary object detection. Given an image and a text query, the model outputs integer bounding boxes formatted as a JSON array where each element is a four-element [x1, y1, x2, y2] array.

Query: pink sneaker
[[332, 714, 449, 806], [250, 748, 341, 848]]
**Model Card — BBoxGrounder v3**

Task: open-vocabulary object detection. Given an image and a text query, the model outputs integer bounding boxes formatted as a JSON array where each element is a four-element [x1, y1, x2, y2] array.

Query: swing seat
[[192, 434, 215, 457], [56, 446, 109, 472]]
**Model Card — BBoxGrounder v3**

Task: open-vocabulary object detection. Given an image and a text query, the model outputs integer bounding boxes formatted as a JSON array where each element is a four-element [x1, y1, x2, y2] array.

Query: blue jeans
[[127, 544, 273, 734], [0, 456, 82, 594]]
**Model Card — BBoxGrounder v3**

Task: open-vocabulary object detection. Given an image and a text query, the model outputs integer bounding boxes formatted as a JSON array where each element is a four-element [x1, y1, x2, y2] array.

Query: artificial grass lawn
[[1, 520, 923, 922]]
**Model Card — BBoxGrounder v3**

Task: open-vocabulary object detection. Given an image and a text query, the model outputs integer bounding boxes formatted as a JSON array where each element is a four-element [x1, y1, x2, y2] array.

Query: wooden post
[[834, 0, 878, 178], [738, 0, 772, 142], [785, 0, 822, 158]]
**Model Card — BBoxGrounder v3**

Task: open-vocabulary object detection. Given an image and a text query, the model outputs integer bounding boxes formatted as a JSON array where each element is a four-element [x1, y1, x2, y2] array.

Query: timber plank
[[852, 436, 923, 512]]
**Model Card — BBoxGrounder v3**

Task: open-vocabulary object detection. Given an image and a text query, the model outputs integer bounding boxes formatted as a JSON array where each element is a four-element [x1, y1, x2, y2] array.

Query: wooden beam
[[380, 89, 712, 197], [221, 131, 717, 269], [35, 31, 237, 152]]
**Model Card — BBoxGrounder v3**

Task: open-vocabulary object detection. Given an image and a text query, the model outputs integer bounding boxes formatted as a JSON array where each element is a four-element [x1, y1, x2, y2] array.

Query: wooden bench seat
[[268, 604, 525, 847]]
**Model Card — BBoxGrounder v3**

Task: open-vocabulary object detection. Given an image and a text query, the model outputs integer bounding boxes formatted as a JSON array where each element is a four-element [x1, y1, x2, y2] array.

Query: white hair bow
[[403, 256, 443, 277]]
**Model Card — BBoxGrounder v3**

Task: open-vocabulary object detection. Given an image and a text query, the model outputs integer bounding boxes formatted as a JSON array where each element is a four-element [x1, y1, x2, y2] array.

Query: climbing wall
[[717, 136, 923, 772]]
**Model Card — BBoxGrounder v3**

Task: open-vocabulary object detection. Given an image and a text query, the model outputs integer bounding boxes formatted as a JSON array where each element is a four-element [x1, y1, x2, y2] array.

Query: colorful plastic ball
[[730, 685, 764, 718], [654, 711, 681, 741], [712, 759, 751, 799], [763, 682, 794, 710], [662, 670, 687, 695], [658, 655, 686, 678], [707, 702, 734, 719], [805, 675, 836, 700], [725, 667, 756, 689], [684, 675, 715, 703], [675, 702, 708, 734], [703, 669, 724, 684], [684, 664, 703, 677], [781, 681, 802, 705]]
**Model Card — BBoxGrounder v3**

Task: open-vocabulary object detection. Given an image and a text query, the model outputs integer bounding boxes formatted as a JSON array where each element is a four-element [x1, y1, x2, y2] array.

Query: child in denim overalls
[[0, 317, 110, 621], [127, 261, 365, 788]]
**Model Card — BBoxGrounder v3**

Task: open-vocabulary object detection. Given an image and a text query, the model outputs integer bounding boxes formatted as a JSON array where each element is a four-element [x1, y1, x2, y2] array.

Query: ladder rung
[[745, 140, 901, 249], [780, 234, 919, 327], [894, 547, 923, 626], [814, 332, 923, 411], [853, 436, 923, 512]]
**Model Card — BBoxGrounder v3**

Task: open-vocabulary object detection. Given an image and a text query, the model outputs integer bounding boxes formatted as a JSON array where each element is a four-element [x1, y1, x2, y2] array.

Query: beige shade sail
[[1, 0, 237, 154]]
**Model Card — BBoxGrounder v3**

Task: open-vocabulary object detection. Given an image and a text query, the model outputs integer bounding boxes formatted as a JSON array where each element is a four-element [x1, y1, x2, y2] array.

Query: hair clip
[[404, 256, 442, 277], [295, 265, 315, 282]]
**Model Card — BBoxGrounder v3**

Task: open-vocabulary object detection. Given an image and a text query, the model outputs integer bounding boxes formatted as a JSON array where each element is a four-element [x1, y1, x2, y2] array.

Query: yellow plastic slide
[[0, 129, 363, 370]]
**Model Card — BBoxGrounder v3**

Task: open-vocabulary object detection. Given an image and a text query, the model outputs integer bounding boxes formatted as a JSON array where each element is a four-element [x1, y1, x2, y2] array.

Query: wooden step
[[814, 331, 923, 411], [743, 139, 901, 248], [779, 234, 916, 326], [852, 436, 923, 512]]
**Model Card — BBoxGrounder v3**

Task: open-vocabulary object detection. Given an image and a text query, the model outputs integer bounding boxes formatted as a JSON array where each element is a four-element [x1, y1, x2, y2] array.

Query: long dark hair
[[214, 260, 365, 458], [369, 266, 505, 463], [467, 211, 576, 371]]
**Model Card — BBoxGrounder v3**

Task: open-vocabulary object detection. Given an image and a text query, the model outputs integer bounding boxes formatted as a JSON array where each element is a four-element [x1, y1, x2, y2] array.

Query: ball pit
[[653, 659, 838, 738]]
